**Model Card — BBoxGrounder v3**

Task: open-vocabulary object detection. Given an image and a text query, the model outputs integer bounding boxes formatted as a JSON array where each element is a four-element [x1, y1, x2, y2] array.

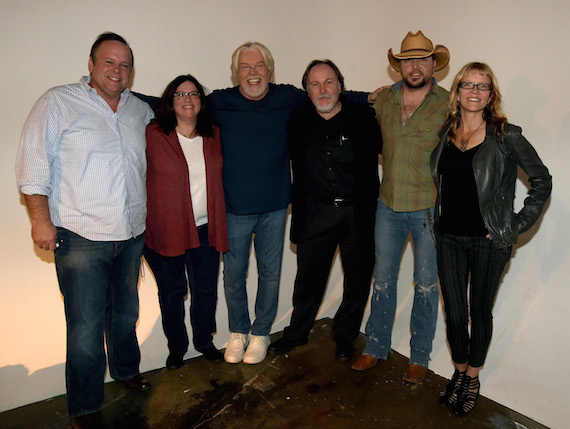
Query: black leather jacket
[[430, 123, 552, 249]]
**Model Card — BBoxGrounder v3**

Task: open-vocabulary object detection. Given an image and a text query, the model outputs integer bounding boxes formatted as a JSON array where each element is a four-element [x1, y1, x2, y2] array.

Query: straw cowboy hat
[[388, 31, 449, 73]]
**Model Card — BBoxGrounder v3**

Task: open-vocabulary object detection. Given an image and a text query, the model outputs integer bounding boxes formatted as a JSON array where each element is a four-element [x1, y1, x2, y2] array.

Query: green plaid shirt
[[375, 80, 448, 212]]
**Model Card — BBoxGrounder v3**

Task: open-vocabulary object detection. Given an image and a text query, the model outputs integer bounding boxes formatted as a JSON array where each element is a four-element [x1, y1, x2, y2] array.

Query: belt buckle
[[333, 198, 343, 208]]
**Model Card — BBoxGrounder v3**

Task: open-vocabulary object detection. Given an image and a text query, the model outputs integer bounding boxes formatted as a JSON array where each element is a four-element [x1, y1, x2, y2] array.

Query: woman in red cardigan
[[144, 75, 228, 369]]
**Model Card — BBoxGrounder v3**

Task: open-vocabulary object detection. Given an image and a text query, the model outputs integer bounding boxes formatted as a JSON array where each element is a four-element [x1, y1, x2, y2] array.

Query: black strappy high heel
[[439, 369, 465, 406], [452, 375, 480, 416]]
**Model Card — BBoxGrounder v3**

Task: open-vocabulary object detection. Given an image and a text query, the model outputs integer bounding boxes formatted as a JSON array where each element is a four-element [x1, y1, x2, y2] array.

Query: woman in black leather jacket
[[430, 62, 551, 416]]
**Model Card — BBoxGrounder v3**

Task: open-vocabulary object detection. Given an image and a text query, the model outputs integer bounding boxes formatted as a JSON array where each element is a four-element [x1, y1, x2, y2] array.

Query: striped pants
[[436, 232, 512, 367]]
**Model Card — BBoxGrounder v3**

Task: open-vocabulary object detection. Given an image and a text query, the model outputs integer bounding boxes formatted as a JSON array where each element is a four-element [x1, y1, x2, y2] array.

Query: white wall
[[1, 1, 568, 427]]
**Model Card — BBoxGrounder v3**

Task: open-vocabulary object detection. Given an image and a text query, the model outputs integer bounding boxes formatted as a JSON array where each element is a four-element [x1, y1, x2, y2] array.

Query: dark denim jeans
[[54, 228, 144, 417], [143, 224, 221, 353]]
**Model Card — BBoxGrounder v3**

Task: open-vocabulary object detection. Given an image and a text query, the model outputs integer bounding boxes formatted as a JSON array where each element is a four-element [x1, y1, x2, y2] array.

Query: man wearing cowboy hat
[[352, 31, 449, 384]]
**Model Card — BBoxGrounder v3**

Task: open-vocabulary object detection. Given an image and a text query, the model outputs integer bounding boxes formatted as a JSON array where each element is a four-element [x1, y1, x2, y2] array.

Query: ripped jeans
[[363, 199, 439, 367]]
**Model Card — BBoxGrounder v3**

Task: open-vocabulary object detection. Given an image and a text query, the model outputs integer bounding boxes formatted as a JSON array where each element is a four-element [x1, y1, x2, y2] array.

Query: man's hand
[[31, 219, 58, 251], [367, 85, 390, 104], [23, 194, 58, 251]]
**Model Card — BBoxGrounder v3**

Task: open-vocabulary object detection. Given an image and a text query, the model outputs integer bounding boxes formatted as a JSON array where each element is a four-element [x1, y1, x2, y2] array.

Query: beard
[[403, 73, 431, 89], [240, 78, 269, 100], [314, 94, 338, 113]]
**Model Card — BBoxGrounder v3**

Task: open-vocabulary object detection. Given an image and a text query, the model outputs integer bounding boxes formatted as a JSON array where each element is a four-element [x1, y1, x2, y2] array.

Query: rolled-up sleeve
[[16, 91, 62, 197]]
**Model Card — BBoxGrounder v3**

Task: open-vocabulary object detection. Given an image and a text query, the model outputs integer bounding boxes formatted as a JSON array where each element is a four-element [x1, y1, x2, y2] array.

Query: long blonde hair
[[444, 62, 508, 141]]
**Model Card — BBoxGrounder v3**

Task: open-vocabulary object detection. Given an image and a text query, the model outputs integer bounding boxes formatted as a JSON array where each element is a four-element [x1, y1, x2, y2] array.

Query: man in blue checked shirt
[[16, 32, 154, 428]]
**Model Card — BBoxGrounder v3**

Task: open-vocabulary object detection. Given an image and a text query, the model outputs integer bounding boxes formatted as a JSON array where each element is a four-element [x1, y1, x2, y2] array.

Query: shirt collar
[[80, 76, 131, 108]]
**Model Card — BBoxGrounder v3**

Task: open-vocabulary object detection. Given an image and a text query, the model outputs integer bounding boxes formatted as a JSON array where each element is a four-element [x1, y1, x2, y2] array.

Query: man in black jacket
[[269, 60, 381, 360]]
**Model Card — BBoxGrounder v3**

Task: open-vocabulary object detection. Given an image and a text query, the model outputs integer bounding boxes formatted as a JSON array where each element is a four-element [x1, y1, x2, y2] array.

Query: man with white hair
[[135, 42, 380, 366], [208, 42, 378, 365]]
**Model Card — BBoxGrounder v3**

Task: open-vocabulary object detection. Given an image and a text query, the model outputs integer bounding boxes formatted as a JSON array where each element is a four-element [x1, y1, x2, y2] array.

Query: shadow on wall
[[472, 193, 558, 385], [0, 313, 170, 414], [137, 310, 171, 371], [0, 363, 66, 413]]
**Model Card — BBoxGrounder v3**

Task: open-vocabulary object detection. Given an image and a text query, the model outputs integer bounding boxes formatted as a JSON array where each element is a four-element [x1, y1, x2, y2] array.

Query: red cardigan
[[145, 122, 229, 256]]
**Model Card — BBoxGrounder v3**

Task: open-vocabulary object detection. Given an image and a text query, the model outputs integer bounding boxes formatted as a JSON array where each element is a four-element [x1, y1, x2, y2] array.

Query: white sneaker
[[224, 332, 249, 363], [243, 335, 270, 364]]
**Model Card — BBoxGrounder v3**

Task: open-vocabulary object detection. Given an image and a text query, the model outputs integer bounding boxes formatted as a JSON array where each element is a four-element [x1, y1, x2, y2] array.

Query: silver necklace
[[459, 120, 485, 152], [401, 91, 420, 125]]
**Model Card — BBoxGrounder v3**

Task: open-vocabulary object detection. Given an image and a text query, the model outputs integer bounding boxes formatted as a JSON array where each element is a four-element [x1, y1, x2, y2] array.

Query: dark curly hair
[[154, 74, 214, 137]]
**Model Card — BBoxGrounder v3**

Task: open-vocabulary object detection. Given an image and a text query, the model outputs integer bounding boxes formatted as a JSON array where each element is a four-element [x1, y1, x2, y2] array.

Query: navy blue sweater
[[209, 84, 304, 215], [209, 84, 369, 215], [136, 85, 369, 215]]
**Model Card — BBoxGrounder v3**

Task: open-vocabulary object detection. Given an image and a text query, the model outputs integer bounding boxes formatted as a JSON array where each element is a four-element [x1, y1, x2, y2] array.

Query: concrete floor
[[0, 318, 548, 429]]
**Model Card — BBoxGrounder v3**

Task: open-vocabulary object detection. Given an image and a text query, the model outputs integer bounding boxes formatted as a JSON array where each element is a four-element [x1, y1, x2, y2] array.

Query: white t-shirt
[[178, 133, 208, 226]]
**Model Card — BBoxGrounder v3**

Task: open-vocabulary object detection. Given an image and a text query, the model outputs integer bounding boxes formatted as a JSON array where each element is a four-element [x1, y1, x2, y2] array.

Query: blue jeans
[[223, 208, 287, 336], [54, 228, 144, 417], [363, 200, 438, 367], [143, 224, 221, 353]]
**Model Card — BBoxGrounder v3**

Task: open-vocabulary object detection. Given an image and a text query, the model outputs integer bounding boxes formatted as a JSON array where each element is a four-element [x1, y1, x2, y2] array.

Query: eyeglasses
[[173, 91, 200, 99], [237, 64, 267, 73], [458, 82, 492, 91]]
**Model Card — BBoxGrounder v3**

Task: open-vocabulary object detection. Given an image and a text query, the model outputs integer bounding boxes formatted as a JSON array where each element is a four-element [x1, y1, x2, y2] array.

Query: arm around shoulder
[[367, 85, 390, 104]]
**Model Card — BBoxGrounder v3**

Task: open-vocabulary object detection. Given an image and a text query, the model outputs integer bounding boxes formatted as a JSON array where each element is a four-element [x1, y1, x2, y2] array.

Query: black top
[[431, 123, 552, 248], [437, 142, 488, 237], [302, 108, 359, 200], [288, 99, 382, 244]]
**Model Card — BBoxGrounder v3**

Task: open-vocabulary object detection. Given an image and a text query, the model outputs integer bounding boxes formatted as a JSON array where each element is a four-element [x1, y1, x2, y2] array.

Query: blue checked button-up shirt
[[16, 77, 154, 241]]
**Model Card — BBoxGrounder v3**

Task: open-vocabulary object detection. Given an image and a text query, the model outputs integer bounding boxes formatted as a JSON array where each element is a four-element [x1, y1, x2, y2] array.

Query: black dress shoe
[[120, 374, 151, 392], [166, 351, 185, 369], [268, 336, 308, 354], [335, 342, 355, 361], [198, 345, 223, 362], [71, 413, 101, 429]]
